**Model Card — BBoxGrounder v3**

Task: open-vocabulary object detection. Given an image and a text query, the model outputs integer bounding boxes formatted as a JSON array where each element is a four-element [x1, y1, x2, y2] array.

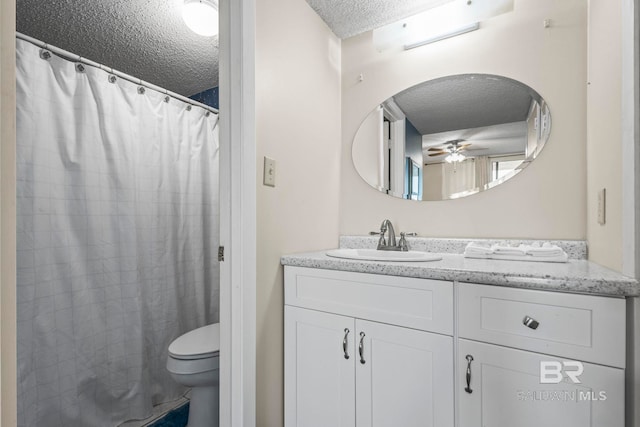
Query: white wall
[[340, 0, 588, 239], [0, 0, 17, 424], [255, 0, 342, 425], [586, 0, 623, 271]]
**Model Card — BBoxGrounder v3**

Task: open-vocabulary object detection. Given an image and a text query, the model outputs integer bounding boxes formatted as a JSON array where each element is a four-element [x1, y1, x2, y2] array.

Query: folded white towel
[[464, 242, 493, 256], [492, 244, 527, 256], [528, 248, 564, 257], [463, 242, 569, 263], [527, 243, 565, 257]]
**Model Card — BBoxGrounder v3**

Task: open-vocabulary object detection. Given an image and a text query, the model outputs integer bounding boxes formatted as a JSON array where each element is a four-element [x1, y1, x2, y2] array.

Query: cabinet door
[[355, 319, 454, 427], [285, 306, 356, 427], [458, 339, 624, 427]]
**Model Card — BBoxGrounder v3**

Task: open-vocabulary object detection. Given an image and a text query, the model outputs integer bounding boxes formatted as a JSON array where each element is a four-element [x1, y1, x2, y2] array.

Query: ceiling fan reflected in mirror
[[426, 139, 485, 163]]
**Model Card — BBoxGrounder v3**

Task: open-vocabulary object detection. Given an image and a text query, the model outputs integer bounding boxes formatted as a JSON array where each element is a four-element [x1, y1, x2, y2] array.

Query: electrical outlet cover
[[597, 188, 606, 225]]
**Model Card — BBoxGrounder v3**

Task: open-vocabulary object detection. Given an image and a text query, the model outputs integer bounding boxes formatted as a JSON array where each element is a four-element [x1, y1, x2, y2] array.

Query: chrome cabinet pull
[[465, 355, 474, 394], [358, 332, 366, 364], [343, 328, 350, 360], [523, 315, 540, 330]]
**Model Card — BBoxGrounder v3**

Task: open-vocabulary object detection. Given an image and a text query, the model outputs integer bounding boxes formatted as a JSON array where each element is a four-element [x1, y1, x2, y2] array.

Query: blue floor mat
[[148, 402, 189, 427]]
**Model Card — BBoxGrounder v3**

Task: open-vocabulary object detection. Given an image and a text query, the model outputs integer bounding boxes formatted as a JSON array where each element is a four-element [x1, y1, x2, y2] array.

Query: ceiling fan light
[[183, 0, 219, 37], [445, 152, 466, 163]]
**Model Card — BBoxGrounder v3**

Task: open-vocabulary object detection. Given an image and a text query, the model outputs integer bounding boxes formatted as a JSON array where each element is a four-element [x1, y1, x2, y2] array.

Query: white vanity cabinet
[[283, 267, 628, 427], [284, 307, 356, 427], [354, 319, 453, 427], [457, 283, 626, 427], [457, 339, 624, 427], [284, 266, 455, 427]]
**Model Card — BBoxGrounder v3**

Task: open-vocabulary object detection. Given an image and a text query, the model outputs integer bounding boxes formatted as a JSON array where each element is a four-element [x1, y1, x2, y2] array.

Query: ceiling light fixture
[[404, 22, 479, 50], [183, 0, 219, 37], [373, 0, 514, 52]]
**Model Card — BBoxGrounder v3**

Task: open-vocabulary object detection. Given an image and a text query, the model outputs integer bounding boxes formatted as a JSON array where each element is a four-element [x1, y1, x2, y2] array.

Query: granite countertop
[[280, 250, 640, 297]]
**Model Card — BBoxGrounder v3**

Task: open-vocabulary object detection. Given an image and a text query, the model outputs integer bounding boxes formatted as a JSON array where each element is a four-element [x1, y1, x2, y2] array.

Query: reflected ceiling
[[394, 75, 535, 135]]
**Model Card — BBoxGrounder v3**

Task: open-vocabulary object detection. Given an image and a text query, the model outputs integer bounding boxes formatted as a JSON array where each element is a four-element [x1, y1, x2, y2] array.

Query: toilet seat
[[169, 323, 220, 360], [167, 352, 220, 375]]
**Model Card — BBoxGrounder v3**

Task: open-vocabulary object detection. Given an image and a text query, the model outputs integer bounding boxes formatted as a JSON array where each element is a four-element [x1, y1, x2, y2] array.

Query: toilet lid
[[168, 323, 220, 360]]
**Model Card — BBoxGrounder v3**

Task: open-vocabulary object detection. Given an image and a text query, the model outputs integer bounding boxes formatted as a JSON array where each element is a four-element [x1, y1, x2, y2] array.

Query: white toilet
[[167, 323, 220, 427]]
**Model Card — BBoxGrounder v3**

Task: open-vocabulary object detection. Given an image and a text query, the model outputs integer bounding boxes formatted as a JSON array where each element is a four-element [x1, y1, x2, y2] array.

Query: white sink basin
[[326, 248, 442, 262]]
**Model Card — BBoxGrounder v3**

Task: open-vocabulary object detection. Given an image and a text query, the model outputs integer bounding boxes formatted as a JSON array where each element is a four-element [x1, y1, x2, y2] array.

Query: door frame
[[219, 0, 257, 426], [1, 0, 17, 424], [621, 1, 640, 426], [381, 99, 406, 199]]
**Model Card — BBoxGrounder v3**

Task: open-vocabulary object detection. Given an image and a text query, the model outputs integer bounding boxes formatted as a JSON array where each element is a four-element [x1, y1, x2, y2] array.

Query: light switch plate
[[263, 156, 276, 187], [597, 188, 606, 225]]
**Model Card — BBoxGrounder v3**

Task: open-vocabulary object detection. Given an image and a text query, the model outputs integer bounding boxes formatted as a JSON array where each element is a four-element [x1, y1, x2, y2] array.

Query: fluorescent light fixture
[[404, 22, 479, 50], [373, 0, 513, 52], [183, 0, 219, 37]]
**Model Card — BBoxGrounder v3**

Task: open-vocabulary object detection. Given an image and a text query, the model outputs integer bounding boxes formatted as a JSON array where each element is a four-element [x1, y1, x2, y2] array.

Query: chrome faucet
[[370, 220, 417, 251], [371, 219, 397, 251]]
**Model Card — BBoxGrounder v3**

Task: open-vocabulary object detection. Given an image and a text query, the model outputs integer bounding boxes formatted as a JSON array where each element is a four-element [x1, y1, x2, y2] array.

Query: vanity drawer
[[458, 283, 626, 368], [284, 266, 453, 335]]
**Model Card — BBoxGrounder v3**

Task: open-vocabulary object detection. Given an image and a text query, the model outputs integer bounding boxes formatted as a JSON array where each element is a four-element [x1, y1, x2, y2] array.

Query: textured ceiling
[[305, 0, 452, 39], [17, 0, 218, 97], [390, 74, 538, 164], [394, 74, 537, 136]]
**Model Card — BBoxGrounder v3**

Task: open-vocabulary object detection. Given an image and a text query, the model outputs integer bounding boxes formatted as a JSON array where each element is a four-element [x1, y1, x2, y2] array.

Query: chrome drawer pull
[[359, 332, 366, 364], [465, 355, 474, 393], [523, 315, 540, 330], [343, 328, 350, 360]]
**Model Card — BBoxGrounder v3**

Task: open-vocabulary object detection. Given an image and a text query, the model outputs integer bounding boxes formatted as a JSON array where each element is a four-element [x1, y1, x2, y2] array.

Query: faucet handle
[[370, 231, 387, 249], [398, 232, 417, 252]]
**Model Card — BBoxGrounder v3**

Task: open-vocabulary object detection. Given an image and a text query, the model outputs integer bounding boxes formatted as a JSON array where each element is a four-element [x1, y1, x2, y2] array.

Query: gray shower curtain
[[16, 39, 219, 426]]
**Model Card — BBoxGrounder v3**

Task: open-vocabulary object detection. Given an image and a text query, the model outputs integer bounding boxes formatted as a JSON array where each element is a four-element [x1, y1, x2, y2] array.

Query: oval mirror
[[352, 74, 551, 201]]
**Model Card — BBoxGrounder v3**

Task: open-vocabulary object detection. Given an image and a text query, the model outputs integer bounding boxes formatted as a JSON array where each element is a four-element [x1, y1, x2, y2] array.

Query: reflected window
[[491, 155, 525, 181]]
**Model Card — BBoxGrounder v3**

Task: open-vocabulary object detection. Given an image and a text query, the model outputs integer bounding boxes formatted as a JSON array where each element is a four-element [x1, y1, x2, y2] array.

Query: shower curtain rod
[[16, 32, 219, 114]]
